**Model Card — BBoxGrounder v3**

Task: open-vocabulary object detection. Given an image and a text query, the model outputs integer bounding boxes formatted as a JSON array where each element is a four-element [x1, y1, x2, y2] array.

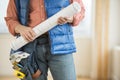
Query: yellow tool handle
[[14, 70, 25, 79]]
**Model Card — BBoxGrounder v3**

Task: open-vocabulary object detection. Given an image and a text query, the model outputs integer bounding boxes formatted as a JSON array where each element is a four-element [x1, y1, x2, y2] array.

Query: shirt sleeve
[[71, 0, 85, 26], [4, 0, 20, 36]]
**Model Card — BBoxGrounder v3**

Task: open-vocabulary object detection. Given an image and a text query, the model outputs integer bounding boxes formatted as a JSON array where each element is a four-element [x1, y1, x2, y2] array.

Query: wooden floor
[[0, 76, 90, 80]]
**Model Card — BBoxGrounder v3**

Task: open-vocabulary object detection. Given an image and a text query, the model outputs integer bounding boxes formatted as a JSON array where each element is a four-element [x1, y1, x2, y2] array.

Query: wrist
[[15, 24, 22, 34]]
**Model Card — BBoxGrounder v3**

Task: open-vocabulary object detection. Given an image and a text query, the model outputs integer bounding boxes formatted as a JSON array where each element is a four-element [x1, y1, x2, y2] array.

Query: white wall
[[109, 0, 120, 49], [112, 47, 120, 80], [0, 0, 9, 33], [74, 37, 92, 77], [0, 34, 92, 77], [108, 0, 120, 79], [0, 34, 14, 76]]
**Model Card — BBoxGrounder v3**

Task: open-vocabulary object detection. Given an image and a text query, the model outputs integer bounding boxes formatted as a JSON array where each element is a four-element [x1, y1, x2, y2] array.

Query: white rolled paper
[[11, 2, 81, 50]]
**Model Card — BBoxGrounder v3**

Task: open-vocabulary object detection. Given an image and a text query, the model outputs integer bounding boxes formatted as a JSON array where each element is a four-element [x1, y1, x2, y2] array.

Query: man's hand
[[57, 16, 73, 25], [15, 24, 36, 42]]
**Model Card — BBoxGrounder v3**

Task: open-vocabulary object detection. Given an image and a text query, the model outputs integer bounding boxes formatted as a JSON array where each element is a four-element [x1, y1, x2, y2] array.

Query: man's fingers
[[58, 17, 67, 24], [21, 31, 34, 42], [64, 17, 73, 23], [29, 29, 36, 38], [24, 28, 36, 41], [21, 33, 30, 42], [26, 31, 34, 41], [60, 17, 67, 23], [58, 16, 73, 25]]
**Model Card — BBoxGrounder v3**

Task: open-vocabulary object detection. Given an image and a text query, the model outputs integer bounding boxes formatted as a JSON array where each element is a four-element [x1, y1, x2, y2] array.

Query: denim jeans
[[30, 34, 76, 80]]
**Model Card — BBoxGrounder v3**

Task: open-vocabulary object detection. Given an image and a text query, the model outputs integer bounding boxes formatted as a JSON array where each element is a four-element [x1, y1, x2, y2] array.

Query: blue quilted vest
[[15, 0, 76, 54]]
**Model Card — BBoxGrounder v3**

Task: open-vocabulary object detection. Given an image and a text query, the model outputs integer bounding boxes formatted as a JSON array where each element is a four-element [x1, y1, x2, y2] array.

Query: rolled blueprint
[[11, 2, 81, 50]]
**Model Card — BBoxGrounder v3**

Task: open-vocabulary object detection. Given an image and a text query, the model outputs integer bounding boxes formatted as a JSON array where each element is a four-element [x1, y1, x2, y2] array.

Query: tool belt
[[10, 34, 48, 80], [10, 49, 39, 80]]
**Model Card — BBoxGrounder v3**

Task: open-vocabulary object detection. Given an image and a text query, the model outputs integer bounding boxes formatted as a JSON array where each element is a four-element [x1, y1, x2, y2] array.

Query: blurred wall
[[108, 0, 120, 79], [109, 0, 120, 50], [0, 34, 14, 76]]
